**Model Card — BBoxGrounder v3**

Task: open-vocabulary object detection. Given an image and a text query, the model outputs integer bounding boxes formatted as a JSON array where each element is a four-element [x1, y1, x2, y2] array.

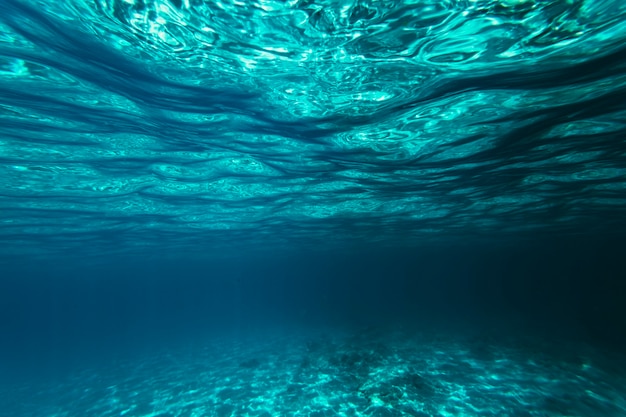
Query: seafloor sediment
[[2, 329, 625, 417]]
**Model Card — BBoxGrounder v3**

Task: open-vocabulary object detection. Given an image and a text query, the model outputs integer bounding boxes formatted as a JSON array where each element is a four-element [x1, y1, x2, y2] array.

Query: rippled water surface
[[1, 0, 626, 260]]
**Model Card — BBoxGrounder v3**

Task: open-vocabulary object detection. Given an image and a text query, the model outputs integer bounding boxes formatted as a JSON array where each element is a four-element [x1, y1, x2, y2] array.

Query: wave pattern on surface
[[1, 0, 626, 260]]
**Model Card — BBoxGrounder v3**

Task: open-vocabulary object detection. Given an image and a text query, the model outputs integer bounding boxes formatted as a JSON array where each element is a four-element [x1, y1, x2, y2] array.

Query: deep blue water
[[1, 1, 626, 416]]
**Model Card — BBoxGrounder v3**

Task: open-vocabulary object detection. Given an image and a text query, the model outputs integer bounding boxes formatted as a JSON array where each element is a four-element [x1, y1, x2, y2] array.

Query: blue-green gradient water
[[2, 1, 626, 416], [1, 0, 626, 261]]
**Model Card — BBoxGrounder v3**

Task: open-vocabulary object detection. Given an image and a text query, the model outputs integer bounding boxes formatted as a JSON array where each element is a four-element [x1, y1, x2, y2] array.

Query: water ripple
[[1, 0, 626, 260]]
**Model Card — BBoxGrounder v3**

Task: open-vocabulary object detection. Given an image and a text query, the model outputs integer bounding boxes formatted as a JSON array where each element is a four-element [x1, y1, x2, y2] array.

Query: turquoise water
[[2, 1, 626, 416], [1, 0, 626, 261], [3, 331, 626, 417]]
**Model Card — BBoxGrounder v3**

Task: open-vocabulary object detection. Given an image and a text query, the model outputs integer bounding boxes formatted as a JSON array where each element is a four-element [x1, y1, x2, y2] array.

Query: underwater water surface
[[1, 0, 626, 261], [2, 1, 626, 417]]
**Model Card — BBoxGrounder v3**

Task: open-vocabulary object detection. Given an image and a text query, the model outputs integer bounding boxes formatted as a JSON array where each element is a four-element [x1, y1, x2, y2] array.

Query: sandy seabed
[[2, 329, 625, 417]]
